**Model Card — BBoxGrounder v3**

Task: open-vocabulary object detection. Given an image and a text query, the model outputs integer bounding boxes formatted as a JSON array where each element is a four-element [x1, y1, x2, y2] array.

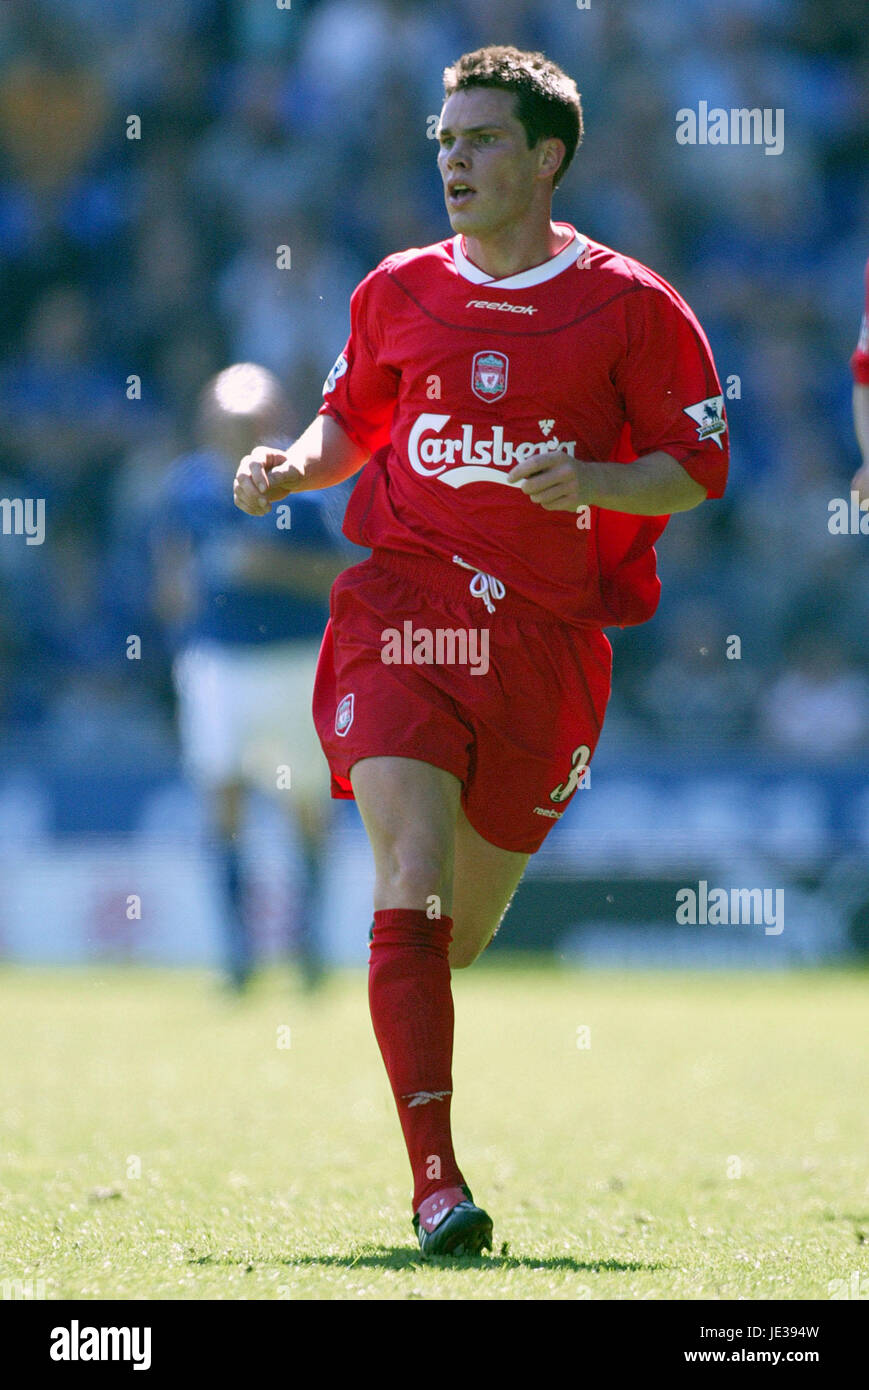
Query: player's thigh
[[173, 642, 239, 787], [450, 806, 530, 969], [349, 755, 462, 909], [235, 640, 325, 797]]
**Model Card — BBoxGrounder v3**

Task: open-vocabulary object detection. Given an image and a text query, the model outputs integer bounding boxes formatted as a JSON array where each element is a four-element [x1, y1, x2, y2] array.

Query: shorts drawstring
[[452, 555, 506, 614]]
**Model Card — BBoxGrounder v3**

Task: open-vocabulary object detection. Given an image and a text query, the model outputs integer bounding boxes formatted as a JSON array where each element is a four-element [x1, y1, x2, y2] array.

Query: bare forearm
[[508, 447, 710, 514], [578, 451, 708, 514], [273, 413, 369, 493], [235, 413, 370, 515]]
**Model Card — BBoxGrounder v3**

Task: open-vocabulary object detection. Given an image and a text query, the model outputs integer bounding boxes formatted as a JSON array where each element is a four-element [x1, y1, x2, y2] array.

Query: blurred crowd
[[1, 0, 868, 778]]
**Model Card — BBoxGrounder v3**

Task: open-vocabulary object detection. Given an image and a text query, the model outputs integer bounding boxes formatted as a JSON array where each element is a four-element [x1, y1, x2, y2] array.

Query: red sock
[[368, 908, 465, 1212]]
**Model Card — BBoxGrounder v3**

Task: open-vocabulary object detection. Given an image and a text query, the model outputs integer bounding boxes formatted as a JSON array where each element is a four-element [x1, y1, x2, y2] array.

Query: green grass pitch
[[0, 960, 867, 1300]]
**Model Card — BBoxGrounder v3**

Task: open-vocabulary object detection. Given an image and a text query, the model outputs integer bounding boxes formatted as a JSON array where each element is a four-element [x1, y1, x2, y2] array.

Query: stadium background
[[0, 0, 868, 968]]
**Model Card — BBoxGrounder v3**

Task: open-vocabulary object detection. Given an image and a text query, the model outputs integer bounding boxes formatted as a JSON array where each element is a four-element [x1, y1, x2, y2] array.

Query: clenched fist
[[233, 447, 301, 515]]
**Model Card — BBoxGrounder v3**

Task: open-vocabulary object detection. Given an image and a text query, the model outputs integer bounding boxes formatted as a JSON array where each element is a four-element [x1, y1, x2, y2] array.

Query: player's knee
[[377, 841, 452, 905], [449, 920, 498, 969], [448, 942, 480, 969]]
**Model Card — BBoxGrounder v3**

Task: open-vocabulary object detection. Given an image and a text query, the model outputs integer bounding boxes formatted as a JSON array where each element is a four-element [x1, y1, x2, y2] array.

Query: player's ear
[[537, 137, 565, 182]]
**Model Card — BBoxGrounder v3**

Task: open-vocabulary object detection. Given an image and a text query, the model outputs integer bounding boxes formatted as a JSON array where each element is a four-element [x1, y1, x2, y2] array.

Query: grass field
[[0, 960, 867, 1301]]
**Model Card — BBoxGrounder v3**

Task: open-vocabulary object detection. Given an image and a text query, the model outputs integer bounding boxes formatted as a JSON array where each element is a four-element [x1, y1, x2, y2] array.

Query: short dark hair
[[442, 46, 583, 189]]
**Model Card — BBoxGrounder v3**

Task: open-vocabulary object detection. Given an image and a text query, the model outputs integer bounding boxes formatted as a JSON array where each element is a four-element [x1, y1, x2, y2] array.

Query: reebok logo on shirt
[[465, 299, 537, 315]]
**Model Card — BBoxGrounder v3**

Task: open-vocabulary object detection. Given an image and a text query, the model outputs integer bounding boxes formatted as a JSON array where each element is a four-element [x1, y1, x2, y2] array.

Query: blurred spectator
[[758, 634, 869, 758], [637, 598, 761, 746]]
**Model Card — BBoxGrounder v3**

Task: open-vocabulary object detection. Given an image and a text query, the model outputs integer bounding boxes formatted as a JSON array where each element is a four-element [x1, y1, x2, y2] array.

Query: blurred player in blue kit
[[153, 363, 361, 989]]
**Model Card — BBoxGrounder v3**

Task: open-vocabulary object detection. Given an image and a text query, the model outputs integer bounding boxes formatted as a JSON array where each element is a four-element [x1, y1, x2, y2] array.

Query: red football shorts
[[312, 548, 613, 854]]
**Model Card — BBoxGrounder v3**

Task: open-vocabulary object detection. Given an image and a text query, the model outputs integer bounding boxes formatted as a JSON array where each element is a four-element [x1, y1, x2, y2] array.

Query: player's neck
[[460, 217, 572, 282]]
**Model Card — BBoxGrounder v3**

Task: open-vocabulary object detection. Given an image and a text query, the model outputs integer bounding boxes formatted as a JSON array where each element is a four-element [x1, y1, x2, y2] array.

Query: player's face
[[437, 88, 552, 239]]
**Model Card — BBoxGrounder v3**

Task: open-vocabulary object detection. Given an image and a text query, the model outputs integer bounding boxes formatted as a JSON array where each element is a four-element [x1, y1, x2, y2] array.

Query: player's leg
[[350, 755, 460, 911], [349, 755, 491, 1252], [212, 778, 252, 990], [261, 638, 333, 987], [288, 793, 329, 989], [260, 640, 334, 989], [174, 642, 254, 991], [449, 806, 530, 969]]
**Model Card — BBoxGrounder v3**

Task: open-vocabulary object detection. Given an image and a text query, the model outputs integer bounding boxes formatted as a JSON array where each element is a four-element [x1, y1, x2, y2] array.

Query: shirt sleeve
[[850, 258, 869, 386], [613, 279, 729, 499], [318, 266, 400, 455]]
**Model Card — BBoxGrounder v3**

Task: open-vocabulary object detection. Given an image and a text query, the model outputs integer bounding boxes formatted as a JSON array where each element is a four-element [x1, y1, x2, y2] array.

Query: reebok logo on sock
[[403, 1090, 452, 1108]]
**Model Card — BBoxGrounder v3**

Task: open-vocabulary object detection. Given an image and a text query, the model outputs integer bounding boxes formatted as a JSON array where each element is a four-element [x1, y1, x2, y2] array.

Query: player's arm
[[235, 267, 398, 517], [552, 280, 730, 515], [507, 449, 707, 515], [234, 413, 369, 516]]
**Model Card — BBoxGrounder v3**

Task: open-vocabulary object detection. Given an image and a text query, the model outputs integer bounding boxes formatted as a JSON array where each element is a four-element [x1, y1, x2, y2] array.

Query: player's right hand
[[233, 447, 299, 515]]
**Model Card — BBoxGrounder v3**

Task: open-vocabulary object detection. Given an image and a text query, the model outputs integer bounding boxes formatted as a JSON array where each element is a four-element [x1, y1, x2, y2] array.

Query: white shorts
[[173, 638, 328, 800]]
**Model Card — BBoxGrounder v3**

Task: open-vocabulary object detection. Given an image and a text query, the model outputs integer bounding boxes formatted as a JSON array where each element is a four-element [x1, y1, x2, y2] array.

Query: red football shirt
[[319, 223, 729, 628], [851, 257, 869, 386]]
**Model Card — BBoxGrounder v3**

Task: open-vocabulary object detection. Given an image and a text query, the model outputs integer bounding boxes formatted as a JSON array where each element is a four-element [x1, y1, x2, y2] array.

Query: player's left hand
[[506, 450, 589, 511]]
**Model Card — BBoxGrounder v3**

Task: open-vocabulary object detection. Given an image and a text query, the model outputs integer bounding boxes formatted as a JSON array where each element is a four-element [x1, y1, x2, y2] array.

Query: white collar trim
[[452, 225, 586, 289]]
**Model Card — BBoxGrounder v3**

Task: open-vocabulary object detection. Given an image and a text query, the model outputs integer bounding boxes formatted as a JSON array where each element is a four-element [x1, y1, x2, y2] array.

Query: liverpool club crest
[[471, 350, 509, 402], [335, 693, 354, 737]]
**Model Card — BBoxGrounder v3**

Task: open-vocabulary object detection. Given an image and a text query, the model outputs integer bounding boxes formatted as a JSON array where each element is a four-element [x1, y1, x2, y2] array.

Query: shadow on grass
[[189, 1250, 667, 1274]]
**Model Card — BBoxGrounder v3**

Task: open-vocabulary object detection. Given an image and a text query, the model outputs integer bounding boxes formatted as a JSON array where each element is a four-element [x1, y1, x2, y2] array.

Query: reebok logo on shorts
[[335, 693, 354, 736]]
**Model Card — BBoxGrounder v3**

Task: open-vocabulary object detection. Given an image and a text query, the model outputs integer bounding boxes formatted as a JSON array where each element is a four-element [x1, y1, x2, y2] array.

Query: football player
[[234, 47, 729, 1254]]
